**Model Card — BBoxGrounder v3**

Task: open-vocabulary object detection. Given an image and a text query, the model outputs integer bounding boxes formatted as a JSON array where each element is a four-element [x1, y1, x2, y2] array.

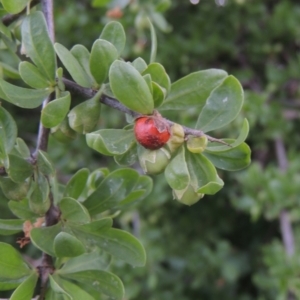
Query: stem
[[274, 137, 295, 300], [36, 1, 57, 299], [62, 78, 229, 145]]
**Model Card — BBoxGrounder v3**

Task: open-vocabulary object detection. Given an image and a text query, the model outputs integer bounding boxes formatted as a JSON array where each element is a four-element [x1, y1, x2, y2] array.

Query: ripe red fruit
[[134, 116, 171, 150]]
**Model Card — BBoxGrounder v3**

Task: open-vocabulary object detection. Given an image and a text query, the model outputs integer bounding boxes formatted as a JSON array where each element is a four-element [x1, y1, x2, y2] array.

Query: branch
[[274, 137, 295, 256], [62, 78, 229, 145]]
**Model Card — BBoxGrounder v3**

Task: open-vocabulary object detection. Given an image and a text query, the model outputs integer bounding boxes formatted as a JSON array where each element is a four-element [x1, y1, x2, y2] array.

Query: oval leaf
[[64, 168, 90, 199], [0, 177, 29, 201], [142, 62, 171, 93], [2, 0, 30, 14], [70, 45, 95, 87], [196, 75, 244, 132], [100, 21, 126, 55], [10, 272, 38, 300], [204, 142, 251, 171], [86, 129, 135, 156], [83, 168, 147, 215], [19, 61, 50, 89], [68, 97, 101, 134], [21, 12, 56, 83], [59, 197, 91, 224], [109, 60, 154, 114], [0, 78, 52, 108], [54, 43, 92, 88], [8, 198, 39, 220], [41, 92, 71, 128], [30, 223, 62, 256], [0, 106, 17, 157], [132, 57, 147, 73], [54, 232, 85, 258], [90, 39, 118, 85], [160, 69, 228, 111], [7, 154, 33, 183], [0, 219, 23, 235], [61, 270, 124, 300]]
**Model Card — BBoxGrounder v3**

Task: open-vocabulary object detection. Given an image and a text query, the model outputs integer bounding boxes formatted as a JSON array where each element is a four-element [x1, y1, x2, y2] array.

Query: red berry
[[134, 116, 171, 150]]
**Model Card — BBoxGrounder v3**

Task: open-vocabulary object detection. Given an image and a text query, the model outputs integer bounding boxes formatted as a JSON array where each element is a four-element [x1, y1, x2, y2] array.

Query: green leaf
[[28, 173, 50, 215], [61, 270, 124, 300], [0, 78, 52, 108], [30, 223, 62, 256], [204, 142, 251, 171], [54, 43, 92, 88], [41, 92, 71, 128], [142, 62, 171, 93], [114, 142, 138, 166], [185, 151, 224, 195], [51, 117, 77, 144], [206, 118, 250, 152], [87, 168, 109, 190], [100, 21, 126, 56], [165, 146, 190, 191], [160, 69, 228, 111], [19, 61, 50, 89], [0, 177, 29, 201], [64, 168, 90, 199], [59, 197, 91, 224], [48, 275, 72, 299], [10, 271, 38, 300], [86, 129, 135, 156], [90, 39, 118, 85], [0, 219, 23, 235], [152, 81, 165, 107], [195, 76, 244, 132], [143, 74, 153, 94], [37, 150, 55, 176], [21, 11, 56, 83], [92, 0, 110, 7], [58, 252, 111, 274], [83, 168, 147, 215], [1, 0, 30, 14], [0, 242, 32, 287], [49, 276, 94, 300], [0, 62, 20, 80], [109, 60, 154, 114], [0, 106, 17, 158], [132, 57, 147, 73], [8, 198, 39, 219], [54, 232, 85, 258], [68, 96, 101, 134], [0, 21, 12, 38], [70, 45, 95, 87], [7, 154, 33, 183], [71, 226, 146, 267], [15, 138, 30, 159]]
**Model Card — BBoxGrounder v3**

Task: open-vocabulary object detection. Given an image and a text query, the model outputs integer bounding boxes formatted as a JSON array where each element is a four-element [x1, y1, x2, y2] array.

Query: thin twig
[[274, 137, 295, 300], [62, 78, 230, 145]]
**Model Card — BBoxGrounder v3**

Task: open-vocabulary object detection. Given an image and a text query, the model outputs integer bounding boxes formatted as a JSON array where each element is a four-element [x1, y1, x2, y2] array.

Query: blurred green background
[[2, 0, 300, 299]]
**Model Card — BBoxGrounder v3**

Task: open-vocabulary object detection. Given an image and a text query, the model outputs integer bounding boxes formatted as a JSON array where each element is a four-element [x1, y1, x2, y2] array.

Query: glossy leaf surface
[[21, 12, 56, 82], [64, 168, 89, 199], [19, 61, 49, 89], [54, 232, 85, 258], [160, 69, 227, 111], [54, 43, 92, 88], [100, 21, 126, 55], [196, 76, 244, 132], [86, 129, 135, 156], [41, 92, 71, 128], [90, 39, 118, 85], [109, 60, 154, 114], [0, 79, 52, 108]]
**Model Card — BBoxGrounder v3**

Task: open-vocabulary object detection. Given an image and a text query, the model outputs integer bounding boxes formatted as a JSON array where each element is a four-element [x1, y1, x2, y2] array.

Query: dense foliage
[[0, 0, 299, 299]]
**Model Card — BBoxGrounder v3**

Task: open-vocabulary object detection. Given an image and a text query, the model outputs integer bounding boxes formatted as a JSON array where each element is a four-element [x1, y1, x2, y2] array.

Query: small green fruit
[[138, 145, 171, 175], [173, 184, 204, 206], [186, 135, 208, 153]]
